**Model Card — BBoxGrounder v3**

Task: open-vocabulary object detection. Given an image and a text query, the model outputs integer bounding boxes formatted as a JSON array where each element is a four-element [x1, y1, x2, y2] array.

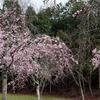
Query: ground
[[10, 88, 100, 100]]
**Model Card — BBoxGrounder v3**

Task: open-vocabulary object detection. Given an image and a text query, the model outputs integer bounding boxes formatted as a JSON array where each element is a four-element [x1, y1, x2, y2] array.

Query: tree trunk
[[79, 75, 85, 100], [88, 76, 93, 96], [36, 84, 41, 100], [99, 66, 100, 97], [49, 81, 51, 93], [12, 72, 15, 93], [2, 67, 7, 100]]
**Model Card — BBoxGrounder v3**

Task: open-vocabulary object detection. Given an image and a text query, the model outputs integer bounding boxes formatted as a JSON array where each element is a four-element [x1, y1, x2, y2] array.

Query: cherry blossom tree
[[91, 48, 100, 95], [73, 1, 100, 98], [10, 34, 78, 100], [0, 6, 30, 100]]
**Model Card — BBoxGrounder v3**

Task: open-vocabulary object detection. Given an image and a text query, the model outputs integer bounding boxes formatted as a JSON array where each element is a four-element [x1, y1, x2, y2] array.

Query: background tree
[[86, 0, 100, 96], [2, 0, 21, 14], [72, 0, 100, 99], [25, 0, 83, 44], [25, 6, 39, 35], [0, 3, 30, 100]]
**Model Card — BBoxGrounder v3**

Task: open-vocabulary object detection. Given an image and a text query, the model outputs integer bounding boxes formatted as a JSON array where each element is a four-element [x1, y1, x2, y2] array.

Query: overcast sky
[[29, 0, 68, 12], [0, 0, 68, 12], [30, 0, 68, 7]]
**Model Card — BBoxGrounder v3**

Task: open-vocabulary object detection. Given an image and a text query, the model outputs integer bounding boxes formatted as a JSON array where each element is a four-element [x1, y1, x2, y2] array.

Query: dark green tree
[[25, 6, 39, 35], [2, 0, 21, 14]]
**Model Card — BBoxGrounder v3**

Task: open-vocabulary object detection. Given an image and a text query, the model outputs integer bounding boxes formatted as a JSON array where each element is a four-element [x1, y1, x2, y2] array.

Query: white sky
[[0, 0, 68, 12], [29, 0, 68, 12], [30, 0, 68, 7]]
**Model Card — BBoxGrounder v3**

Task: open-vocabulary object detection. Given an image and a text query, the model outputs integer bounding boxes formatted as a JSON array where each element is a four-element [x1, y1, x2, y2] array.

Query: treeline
[[26, 0, 100, 99], [25, 1, 100, 98], [0, 0, 100, 100]]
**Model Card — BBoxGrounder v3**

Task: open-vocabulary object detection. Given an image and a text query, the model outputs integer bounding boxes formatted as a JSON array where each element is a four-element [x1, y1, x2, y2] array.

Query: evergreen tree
[[2, 0, 22, 14], [25, 6, 39, 35]]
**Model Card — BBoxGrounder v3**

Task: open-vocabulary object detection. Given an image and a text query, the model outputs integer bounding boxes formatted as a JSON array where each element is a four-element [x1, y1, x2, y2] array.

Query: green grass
[[0, 93, 77, 100]]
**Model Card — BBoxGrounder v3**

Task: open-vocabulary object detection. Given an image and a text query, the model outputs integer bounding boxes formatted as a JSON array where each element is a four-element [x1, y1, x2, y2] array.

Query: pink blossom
[[77, 10, 80, 14], [72, 14, 76, 17], [91, 48, 100, 70], [92, 48, 97, 54], [58, 44, 62, 48], [80, 10, 82, 12], [13, 0, 17, 3]]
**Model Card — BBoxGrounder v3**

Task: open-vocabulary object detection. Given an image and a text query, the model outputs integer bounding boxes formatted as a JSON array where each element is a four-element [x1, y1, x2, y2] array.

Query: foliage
[[25, 0, 83, 46], [25, 6, 39, 35], [2, 0, 22, 14], [50, 0, 83, 34], [37, 7, 53, 35], [71, 0, 100, 99]]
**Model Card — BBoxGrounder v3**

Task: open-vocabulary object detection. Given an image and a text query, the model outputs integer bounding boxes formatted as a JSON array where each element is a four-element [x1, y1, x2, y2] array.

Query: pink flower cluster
[[0, 7, 30, 88], [8, 34, 78, 87], [91, 48, 100, 70], [72, 4, 92, 18], [13, 0, 17, 2], [72, 9, 82, 17]]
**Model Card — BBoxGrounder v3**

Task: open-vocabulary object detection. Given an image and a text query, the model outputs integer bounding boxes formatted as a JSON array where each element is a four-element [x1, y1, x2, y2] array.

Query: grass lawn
[[0, 93, 78, 100]]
